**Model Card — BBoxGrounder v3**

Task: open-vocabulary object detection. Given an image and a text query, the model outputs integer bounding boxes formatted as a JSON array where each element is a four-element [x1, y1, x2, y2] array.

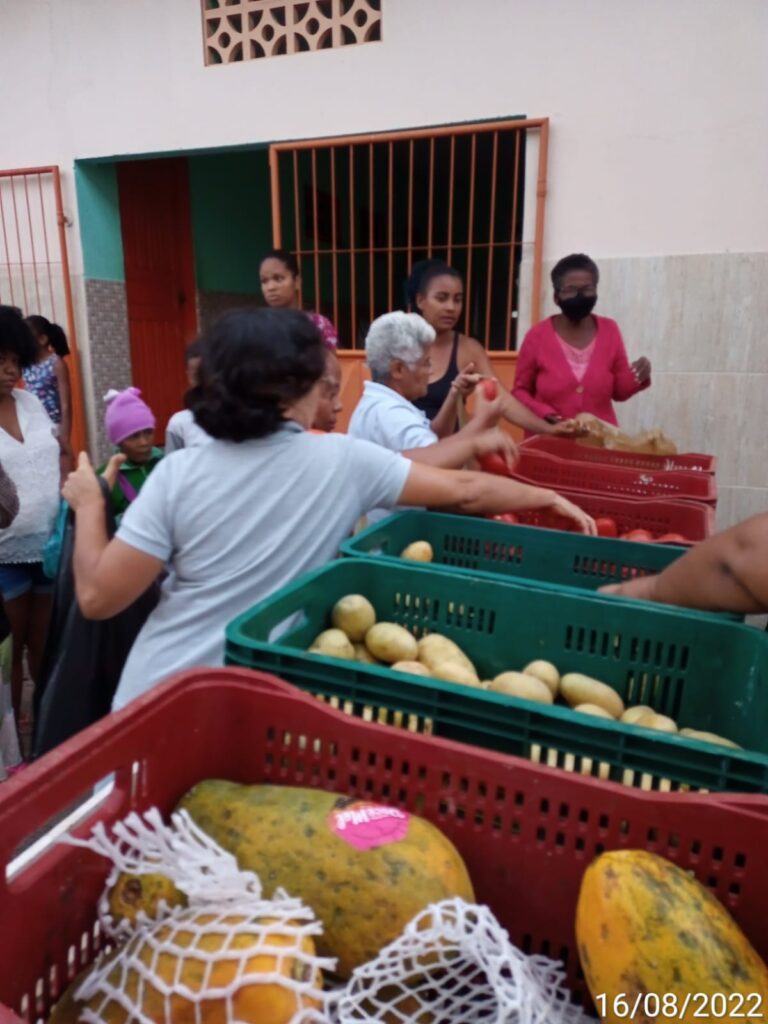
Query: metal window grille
[[202, 0, 382, 65], [0, 165, 86, 451], [269, 118, 549, 350]]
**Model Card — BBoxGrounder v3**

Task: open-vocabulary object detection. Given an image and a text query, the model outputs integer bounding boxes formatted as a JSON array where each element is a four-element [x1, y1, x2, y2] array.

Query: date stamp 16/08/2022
[[594, 991, 765, 1020]]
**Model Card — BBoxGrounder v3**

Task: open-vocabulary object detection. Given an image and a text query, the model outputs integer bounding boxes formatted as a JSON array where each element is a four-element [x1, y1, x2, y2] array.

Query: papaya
[[576, 849, 768, 1021], [175, 782, 475, 979], [107, 870, 186, 929], [52, 910, 322, 1023]]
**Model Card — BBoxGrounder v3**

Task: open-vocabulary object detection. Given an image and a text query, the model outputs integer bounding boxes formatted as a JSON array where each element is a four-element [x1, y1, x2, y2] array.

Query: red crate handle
[[0, 669, 312, 876]]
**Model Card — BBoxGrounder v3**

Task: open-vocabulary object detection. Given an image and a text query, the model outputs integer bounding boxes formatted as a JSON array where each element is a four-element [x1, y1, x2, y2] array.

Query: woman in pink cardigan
[[513, 254, 651, 431]]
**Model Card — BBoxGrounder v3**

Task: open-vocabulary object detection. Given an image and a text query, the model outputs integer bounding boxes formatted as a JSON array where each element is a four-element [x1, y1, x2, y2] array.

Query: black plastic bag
[[32, 478, 159, 758]]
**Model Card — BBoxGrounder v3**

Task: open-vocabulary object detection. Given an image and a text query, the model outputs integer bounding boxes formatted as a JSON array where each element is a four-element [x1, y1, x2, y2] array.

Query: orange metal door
[[117, 158, 197, 441]]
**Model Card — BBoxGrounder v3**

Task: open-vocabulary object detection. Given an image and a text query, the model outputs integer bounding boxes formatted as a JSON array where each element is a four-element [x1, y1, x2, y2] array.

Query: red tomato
[[478, 451, 511, 476], [594, 516, 618, 538], [656, 533, 689, 545], [480, 378, 498, 401], [621, 529, 655, 542], [492, 513, 518, 525]]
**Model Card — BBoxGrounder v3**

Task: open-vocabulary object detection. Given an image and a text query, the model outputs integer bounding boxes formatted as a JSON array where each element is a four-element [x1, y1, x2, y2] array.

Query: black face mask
[[558, 294, 597, 322]]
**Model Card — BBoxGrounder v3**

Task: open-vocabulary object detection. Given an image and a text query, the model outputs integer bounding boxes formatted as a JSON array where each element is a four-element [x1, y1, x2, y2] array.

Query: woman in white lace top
[[0, 307, 60, 723]]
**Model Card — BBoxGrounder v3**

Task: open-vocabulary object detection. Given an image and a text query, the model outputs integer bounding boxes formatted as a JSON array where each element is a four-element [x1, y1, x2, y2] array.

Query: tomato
[[621, 529, 654, 542], [478, 451, 511, 476], [656, 532, 690, 545], [480, 378, 498, 401], [492, 513, 518, 525], [594, 516, 618, 538]]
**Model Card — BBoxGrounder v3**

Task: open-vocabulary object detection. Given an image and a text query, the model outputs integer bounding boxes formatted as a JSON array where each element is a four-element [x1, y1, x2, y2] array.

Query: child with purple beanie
[[98, 387, 163, 521]]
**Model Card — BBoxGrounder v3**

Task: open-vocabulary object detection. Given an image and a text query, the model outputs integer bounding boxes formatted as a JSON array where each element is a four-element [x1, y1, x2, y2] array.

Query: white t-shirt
[[113, 425, 411, 709], [348, 381, 438, 451], [0, 389, 60, 564], [164, 409, 212, 454]]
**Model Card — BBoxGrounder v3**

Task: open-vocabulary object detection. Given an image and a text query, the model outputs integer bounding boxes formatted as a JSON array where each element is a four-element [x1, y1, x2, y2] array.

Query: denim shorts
[[0, 562, 53, 602]]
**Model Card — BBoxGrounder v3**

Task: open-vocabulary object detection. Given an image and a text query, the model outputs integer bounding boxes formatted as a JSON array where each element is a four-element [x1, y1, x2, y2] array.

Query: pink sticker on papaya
[[329, 801, 410, 851]]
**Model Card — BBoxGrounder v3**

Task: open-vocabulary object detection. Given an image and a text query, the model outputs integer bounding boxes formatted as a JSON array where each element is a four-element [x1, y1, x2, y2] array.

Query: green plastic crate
[[341, 512, 741, 621], [341, 510, 688, 594], [226, 559, 768, 793]]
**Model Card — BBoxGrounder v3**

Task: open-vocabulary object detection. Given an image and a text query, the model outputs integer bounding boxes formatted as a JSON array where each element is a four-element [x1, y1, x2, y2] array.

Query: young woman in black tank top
[[413, 329, 461, 421], [406, 260, 575, 438]]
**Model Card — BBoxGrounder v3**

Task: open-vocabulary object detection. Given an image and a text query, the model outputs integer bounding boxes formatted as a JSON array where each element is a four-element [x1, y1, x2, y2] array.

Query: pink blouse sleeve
[[610, 323, 650, 401], [512, 331, 559, 418]]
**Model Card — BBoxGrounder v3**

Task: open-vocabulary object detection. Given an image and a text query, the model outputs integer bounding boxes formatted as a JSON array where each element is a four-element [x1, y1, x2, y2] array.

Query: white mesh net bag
[[66, 811, 585, 1024], [330, 897, 588, 1024], [66, 808, 334, 1024]]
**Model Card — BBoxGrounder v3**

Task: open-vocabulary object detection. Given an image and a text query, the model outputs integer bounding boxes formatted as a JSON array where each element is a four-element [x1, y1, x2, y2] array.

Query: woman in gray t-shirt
[[62, 309, 594, 710]]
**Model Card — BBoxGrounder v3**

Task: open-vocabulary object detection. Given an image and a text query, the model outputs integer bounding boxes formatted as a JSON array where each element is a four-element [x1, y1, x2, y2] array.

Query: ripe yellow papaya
[[576, 849, 768, 1022], [50, 912, 322, 1023], [176, 782, 475, 979]]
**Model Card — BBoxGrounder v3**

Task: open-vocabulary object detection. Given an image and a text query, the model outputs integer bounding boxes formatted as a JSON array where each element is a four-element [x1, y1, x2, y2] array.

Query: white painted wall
[[0, 0, 765, 272]]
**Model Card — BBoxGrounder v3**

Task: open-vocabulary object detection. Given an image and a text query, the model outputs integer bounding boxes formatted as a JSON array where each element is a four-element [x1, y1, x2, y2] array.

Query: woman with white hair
[[349, 311, 516, 469], [348, 311, 593, 528]]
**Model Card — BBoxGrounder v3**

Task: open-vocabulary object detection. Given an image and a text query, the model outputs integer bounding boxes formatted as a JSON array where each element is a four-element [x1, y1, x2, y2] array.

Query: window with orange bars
[[269, 118, 549, 350]]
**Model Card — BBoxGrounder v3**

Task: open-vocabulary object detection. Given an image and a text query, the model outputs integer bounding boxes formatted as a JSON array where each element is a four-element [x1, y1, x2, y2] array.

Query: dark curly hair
[[0, 305, 38, 369], [550, 253, 599, 292], [188, 308, 326, 442]]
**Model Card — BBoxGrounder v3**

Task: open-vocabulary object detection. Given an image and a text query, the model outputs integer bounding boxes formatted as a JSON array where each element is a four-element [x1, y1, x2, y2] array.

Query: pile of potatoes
[[307, 596, 739, 750], [486, 661, 740, 749], [308, 593, 481, 686]]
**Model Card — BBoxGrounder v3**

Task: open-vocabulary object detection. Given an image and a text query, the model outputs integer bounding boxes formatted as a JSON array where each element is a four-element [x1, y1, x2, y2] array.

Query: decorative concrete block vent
[[202, 0, 382, 65]]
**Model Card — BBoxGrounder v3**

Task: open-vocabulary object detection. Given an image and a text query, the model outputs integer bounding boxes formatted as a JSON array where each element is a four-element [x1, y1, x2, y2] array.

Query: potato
[[680, 728, 741, 749], [417, 634, 478, 680], [400, 540, 434, 562], [308, 628, 355, 660], [560, 673, 624, 719], [430, 660, 482, 688], [353, 642, 381, 664], [331, 594, 376, 641], [645, 713, 678, 734], [488, 671, 553, 704], [390, 660, 431, 677], [522, 660, 560, 697], [621, 705, 656, 726], [573, 703, 615, 719], [365, 622, 418, 664]]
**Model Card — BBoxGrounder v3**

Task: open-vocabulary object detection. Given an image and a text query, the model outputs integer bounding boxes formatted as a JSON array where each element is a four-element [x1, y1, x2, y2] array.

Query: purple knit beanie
[[104, 387, 156, 445]]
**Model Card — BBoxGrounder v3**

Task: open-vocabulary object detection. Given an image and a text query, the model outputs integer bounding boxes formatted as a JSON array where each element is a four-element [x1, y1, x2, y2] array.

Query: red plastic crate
[[1, 668, 767, 1021], [511, 490, 715, 542], [521, 435, 717, 474], [512, 449, 718, 504]]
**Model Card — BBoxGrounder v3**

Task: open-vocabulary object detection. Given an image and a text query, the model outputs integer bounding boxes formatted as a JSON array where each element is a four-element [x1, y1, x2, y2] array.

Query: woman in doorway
[[62, 308, 594, 711], [259, 249, 339, 349], [23, 315, 74, 474], [512, 253, 651, 431], [406, 260, 573, 438], [0, 307, 60, 724]]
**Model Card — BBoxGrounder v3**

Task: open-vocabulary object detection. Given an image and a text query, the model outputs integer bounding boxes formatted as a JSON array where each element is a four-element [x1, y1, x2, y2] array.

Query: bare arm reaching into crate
[[63, 447, 595, 622], [600, 514, 768, 613]]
